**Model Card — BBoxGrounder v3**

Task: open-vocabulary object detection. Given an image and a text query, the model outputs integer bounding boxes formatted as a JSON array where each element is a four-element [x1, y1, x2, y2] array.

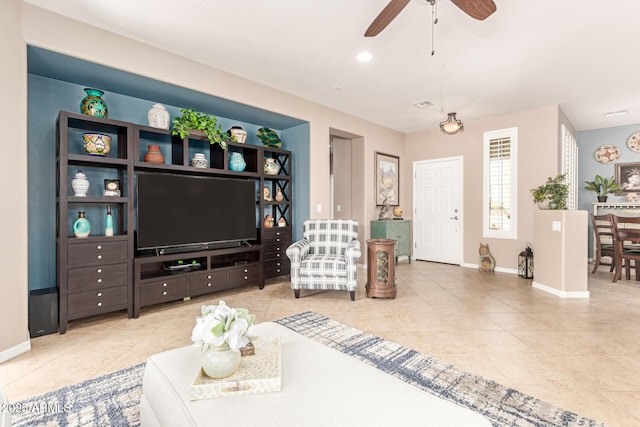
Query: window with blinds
[[483, 127, 518, 239]]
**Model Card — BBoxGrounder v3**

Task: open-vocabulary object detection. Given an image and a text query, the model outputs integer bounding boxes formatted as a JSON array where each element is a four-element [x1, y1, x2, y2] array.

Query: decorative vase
[[227, 126, 247, 144], [144, 145, 165, 164], [229, 152, 246, 172], [201, 344, 241, 379], [105, 205, 114, 237], [80, 88, 108, 119], [82, 133, 112, 156], [147, 103, 170, 129], [191, 153, 208, 168], [71, 170, 90, 197], [263, 158, 280, 175], [275, 187, 284, 202], [73, 211, 91, 238], [537, 197, 552, 210]]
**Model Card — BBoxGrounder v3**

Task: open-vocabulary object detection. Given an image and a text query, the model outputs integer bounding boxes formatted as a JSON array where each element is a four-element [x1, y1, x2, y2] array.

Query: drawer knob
[[97, 292, 102, 297], [276, 238, 280, 242], [97, 278, 102, 283], [97, 268, 102, 273], [244, 276, 248, 280], [163, 291, 167, 296], [207, 275, 212, 279], [276, 269, 281, 273], [207, 283, 212, 287], [276, 262, 281, 266], [97, 302, 102, 307], [244, 269, 248, 273], [97, 255, 102, 260], [162, 283, 167, 287], [276, 254, 280, 257], [97, 245, 102, 250]]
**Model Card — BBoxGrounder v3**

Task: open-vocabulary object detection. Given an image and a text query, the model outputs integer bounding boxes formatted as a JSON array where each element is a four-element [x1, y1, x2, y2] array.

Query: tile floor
[[1, 261, 639, 426]]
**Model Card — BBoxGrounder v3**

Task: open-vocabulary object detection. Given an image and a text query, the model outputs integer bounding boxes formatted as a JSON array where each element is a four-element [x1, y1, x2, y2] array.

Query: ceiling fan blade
[[364, 0, 411, 37], [450, 0, 496, 20]]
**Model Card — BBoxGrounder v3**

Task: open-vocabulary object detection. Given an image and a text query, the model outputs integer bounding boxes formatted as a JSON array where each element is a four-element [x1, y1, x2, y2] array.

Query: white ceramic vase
[[264, 158, 280, 175], [201, 344, 241, 379], [191, 153, 208, 168], [71, 170, 90, 197], [147, 103, 170, 130]]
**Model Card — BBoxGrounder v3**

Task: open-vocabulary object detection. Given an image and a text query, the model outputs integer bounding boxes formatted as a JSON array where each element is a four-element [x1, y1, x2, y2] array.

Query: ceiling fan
[[364, 0, 496, 37]]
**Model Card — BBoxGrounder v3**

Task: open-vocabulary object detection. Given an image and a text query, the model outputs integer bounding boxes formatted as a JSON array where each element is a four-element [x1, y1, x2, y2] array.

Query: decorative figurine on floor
[[478, 243, 496, 272], [378, 198, 390, 221]]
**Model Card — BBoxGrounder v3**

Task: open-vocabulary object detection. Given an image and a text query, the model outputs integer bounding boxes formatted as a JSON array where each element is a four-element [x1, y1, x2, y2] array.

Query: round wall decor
[[594, 145, 620, 163], [627, 132, 640, 152]]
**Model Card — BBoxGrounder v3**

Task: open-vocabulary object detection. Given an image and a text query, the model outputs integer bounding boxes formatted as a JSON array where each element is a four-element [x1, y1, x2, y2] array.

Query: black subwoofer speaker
[[29, 288, 58, 337]]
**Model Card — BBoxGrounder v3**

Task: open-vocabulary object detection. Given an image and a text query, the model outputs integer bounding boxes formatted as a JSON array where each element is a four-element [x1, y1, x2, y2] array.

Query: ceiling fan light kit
[[440, 112, 464, 135]]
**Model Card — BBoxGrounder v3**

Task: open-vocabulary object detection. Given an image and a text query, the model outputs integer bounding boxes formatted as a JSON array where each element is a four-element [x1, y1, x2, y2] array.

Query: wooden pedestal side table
[[366, 238, 397, 299]]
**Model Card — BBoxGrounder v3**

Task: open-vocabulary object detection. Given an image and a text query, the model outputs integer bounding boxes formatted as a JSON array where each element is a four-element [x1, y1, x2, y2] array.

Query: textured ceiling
[[24, 0, 640, 133]]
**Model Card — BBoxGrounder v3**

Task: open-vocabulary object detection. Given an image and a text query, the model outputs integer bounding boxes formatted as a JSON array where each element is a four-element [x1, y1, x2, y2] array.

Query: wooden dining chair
[[590, 214, 616, 274], [611, 215, 640, 282]]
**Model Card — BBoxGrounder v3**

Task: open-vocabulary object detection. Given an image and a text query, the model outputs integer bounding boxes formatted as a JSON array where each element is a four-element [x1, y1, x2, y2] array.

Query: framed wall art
[[616, 162, 640, 193], [375, 152, 399, 206]]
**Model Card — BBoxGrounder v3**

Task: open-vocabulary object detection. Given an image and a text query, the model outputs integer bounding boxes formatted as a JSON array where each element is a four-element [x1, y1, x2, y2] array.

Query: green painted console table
[[370, 220, 412, 264]]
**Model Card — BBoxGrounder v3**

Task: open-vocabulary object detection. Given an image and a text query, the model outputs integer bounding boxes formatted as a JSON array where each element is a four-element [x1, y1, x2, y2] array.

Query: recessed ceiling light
[[604, 109, 628, 117], [332, 85, 343, 91], [356, 51, 373, 62]]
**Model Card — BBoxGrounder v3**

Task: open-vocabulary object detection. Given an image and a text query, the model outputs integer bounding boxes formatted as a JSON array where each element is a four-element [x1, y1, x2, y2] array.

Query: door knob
[[449, 216, 459, 220]]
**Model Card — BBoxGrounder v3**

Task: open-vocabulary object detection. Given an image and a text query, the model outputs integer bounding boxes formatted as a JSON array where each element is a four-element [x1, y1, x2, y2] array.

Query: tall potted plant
[[584, 174, 621, 202], [172, 108, 234, 149], [531, 174, 569, 209]]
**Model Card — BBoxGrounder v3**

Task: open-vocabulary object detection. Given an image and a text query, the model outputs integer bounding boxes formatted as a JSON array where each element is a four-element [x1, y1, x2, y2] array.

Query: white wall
[[0, 0, 30, 361]]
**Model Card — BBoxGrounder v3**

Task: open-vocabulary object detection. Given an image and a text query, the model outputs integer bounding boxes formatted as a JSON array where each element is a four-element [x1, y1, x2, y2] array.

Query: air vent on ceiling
[[413, 100, 435, 109]]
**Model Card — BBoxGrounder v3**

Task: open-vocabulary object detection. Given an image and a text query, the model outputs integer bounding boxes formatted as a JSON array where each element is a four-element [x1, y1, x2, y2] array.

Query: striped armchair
[[286, 219, 361, 301]]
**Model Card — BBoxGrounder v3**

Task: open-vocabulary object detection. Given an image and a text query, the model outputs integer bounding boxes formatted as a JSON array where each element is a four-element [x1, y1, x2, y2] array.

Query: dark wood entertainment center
[[56, 111, 292, 333]]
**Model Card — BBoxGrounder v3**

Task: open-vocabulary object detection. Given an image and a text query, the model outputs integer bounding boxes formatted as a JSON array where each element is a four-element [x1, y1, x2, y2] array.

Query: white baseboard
[[0, 339, 31, 364], [532, 281, 590, 299], [461, 263, 518, 275]]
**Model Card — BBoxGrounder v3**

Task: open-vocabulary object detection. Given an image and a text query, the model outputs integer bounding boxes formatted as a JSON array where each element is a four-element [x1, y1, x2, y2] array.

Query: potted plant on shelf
[[584, 174, 621, 202], [531, 173, 569, 209], [171, 108, 235, 149]]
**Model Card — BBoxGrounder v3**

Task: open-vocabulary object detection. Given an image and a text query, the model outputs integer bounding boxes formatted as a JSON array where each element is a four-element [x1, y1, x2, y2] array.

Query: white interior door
[[413, 157, 463, 264]]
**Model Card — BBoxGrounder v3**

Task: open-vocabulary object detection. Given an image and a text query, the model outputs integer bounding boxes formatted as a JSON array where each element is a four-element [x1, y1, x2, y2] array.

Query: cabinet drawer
[[188, 270, 228, 296], [265, 259, 290, 278], [264, 243, 288, 260], [68, 263, 128, 292], [228, 263, 261, 283], [141, 277, 187, 305], [67, 240, 128, 265], [67, 285, 128, 315], [263, 228, 292, 244]]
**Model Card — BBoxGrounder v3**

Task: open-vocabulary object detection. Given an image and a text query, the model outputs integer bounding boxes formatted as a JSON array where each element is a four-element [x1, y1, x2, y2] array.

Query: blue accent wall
[[577, 123, 640, 257], [27, 71, 310, 290]]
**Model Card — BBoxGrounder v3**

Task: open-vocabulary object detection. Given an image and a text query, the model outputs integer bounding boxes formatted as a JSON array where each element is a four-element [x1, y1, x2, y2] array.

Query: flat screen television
[[136, 172, 257, 252]]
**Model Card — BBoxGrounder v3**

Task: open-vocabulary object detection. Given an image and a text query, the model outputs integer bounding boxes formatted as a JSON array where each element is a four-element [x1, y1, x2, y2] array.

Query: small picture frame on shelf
[[104, 179, 121, 197]]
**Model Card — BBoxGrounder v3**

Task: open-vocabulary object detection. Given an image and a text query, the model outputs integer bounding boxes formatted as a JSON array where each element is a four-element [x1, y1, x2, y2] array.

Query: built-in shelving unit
[[56, 111, 293, 333]]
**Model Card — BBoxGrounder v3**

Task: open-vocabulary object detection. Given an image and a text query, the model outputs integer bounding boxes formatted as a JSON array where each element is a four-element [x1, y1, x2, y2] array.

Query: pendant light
[[439, 112, 464, 135]]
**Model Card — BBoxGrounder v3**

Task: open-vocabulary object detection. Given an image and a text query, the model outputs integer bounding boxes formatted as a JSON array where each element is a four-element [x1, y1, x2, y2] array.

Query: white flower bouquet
[[191, 300, 255, 352]]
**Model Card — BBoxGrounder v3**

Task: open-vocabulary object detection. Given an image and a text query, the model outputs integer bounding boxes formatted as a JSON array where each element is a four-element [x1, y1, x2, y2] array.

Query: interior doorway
[[330, 136, 353, 219], [413, 157, 463, 264]]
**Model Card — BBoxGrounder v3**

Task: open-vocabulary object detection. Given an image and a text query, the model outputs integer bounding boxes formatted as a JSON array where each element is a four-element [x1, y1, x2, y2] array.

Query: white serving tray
[[190, 335, 281, 400]]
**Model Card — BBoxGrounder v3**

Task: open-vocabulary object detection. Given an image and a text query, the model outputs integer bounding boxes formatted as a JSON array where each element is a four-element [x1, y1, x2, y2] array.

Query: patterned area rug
[[11, 363, 145, 427], [10, 312, 606, 427], [276, 311, 606, 427]]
